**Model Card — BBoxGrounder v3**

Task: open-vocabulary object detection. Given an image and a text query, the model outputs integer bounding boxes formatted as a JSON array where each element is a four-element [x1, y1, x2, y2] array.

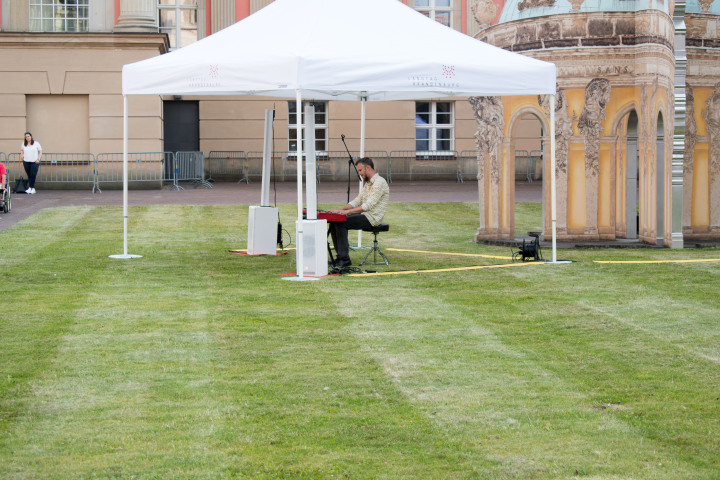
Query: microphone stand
[[341, 134, 362, 204]]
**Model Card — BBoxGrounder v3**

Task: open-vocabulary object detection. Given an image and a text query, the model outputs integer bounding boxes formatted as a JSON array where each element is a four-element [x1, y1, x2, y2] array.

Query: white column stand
[[284, 91, 318, 281]]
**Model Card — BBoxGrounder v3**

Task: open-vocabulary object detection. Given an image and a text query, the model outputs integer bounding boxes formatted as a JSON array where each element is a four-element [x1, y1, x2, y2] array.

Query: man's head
[[355, 157, 375, 182]]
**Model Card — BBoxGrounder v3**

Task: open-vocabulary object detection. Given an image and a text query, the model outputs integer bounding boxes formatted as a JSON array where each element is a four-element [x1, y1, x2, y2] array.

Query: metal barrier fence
[[166, 151, 212, 190], [529, 150, 543, 181], [458, 150, 478, 183], [253, 150, 323, 182], [388, 151, 460, 182], [245, 151, 290, 182], [94, 152, 169, 193], [2, 148, 541, 189], [459, 150, 545, 183], [271, 151, 330, 182], [7, 152, 95, 187], [206, 151, 248, 183], [242, 150, 391, 183], [515, 149, 543, 182], [317, 151, 390, 183]]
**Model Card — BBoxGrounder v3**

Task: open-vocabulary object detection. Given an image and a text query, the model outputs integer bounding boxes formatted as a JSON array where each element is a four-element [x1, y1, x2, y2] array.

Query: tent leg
[[545, 93, 568, 264], [356, 96, 367, 248], [110, 94, 142, 260]]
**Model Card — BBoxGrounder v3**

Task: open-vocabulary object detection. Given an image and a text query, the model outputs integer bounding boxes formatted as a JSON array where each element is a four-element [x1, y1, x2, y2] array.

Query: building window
[[159, 0, 198, 49], [288, 101, 328, 154], [414, 0, 452, 27], [29, 0, 89, 32], [416, 102, 454, 153]]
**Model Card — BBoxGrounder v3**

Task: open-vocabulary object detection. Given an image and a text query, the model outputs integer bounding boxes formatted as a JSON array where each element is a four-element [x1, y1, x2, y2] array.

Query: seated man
[[327, 157, 389, 267]]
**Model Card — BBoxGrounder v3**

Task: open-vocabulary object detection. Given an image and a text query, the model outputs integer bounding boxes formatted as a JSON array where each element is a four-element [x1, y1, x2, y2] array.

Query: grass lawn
[[0, 201, 718, 479]]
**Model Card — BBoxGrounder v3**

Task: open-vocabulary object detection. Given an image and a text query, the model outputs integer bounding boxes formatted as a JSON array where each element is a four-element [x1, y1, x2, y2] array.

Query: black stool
[[360, 224, 390, 266]]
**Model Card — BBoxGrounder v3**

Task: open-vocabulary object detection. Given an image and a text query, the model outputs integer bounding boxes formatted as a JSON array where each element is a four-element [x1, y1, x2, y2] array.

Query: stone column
[[671, 0, 686, 248], [470, 96, 506, 240], [578, 78, 611, 238], [114, 0, 157, 32], [212, 0, 236, 32], [541, 88, 572, 238], [682, 85, 696, 239], [705, 83, 720, 234]]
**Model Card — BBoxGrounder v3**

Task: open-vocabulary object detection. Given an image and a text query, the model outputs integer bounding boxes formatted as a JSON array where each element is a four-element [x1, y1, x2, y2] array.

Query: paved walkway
[[0, 180, 542, 232]]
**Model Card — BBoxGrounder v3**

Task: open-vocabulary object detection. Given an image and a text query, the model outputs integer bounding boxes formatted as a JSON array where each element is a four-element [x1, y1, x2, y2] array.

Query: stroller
[[0, 184, 10, 214]]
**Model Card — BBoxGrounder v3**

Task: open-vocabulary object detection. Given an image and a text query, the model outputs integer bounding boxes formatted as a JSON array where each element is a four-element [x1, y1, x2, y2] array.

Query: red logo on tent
[[209, 65, 219, 78], [442, 65, 455, 79]]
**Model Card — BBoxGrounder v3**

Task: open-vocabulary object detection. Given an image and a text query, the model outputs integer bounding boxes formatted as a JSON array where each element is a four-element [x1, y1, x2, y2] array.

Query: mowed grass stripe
[[0, 206, 117, 455]]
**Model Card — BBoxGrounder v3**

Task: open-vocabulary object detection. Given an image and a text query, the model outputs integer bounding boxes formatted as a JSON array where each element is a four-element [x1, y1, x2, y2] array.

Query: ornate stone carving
[[703, 82, 720, 230], [472, 0, 498, 29], [698, 0, 714, 13], [470, 96, 505, 185], [704, 82, 720, 177], [518, 0, 555, 11], [685, 85, 697, 178], [539, 86, 573, 234], [641, 82, 657, 180], [568, 0, 584, 11], [578, 78, 611, 235], [578, 78, 611, 177], [539, 87, 572, 174]]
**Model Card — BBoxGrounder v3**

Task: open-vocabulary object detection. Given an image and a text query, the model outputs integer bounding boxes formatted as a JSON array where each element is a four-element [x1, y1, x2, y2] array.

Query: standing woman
[[21, 131, 42, 194]]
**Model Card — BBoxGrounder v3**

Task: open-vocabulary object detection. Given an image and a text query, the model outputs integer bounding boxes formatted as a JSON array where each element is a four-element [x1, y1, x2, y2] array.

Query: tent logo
[[188, 65, 221, 89], [409, 68, 460, 89]]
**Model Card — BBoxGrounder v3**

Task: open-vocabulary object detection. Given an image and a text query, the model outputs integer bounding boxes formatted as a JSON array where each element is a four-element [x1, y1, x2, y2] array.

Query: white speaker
[[247, 206, 278, 255], [296, 219, 328, 277]]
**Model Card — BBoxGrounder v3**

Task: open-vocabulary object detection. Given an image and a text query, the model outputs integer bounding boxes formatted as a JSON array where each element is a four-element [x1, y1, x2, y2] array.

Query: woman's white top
[[21, 142, 42, 163]]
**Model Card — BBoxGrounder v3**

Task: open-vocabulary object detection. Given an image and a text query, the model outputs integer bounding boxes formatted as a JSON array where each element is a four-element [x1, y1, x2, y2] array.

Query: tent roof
[[122, 0, 556, 100]]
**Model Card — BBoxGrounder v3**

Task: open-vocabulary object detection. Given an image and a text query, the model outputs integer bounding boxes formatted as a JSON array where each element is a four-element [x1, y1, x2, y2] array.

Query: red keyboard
[[303, 209, 347, 222]]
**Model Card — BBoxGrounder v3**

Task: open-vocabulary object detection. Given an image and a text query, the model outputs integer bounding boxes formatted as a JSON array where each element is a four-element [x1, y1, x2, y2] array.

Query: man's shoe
[[336, 259, 352, 268]]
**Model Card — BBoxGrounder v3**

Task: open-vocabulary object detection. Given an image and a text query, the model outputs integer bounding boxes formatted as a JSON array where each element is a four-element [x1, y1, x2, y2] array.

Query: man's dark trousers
[[330, 214, 372, 265]]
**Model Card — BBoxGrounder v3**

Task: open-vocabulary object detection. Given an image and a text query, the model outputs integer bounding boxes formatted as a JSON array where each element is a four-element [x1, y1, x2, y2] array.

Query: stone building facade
[[470, 0, 720, 246]]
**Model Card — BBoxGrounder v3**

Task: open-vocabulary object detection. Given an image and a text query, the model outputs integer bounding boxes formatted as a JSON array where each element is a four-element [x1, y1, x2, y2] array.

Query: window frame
[[29, 0, 89, 33], [287, 101, 329, 157], [158, 0, 198, 50], [415, 101, 455, 155], [413, 0, 453, 28]]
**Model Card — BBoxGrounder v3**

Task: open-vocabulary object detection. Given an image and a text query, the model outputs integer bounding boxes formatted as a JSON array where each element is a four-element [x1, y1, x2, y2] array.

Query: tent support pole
[[356, 95, 367, 248], [297, 90, 304, 278], [547, 93, 563, 264], [110, 94, 141, 259], [360, 96, 366, 158]]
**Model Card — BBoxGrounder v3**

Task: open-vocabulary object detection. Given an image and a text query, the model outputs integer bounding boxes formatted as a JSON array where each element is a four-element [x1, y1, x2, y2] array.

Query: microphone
[[341, 134, 346, 141]]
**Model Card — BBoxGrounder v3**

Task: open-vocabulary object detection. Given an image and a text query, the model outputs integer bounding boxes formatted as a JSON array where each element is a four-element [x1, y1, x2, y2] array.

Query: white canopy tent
[[119, 0, 560, 265]]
